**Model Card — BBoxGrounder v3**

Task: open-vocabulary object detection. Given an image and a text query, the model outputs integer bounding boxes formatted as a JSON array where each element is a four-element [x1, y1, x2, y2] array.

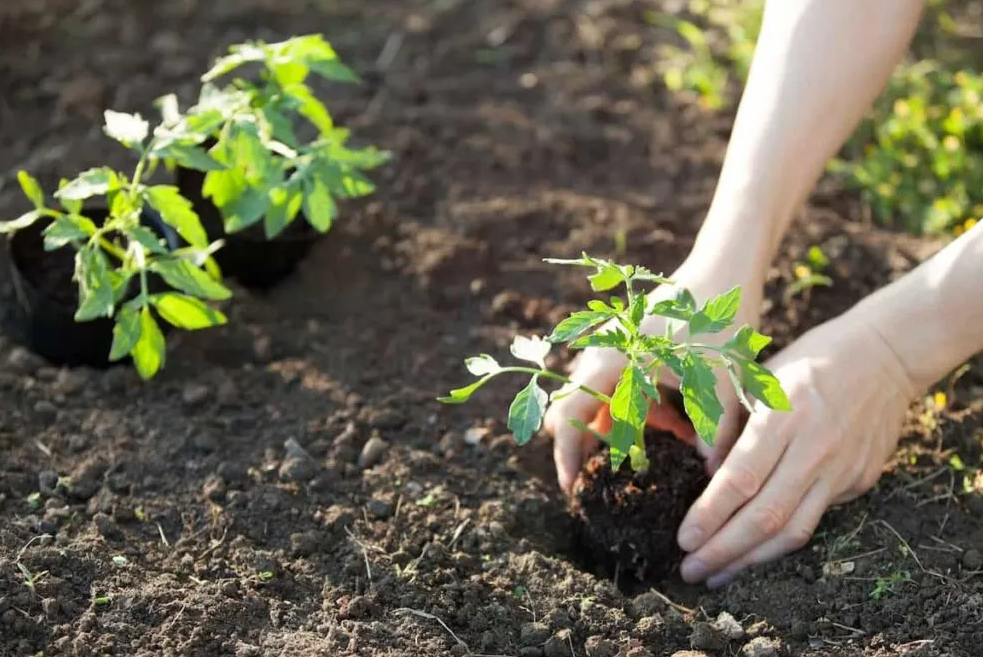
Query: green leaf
[[680, 354, 723, 445], [145, 185, 208, 248], [736, 358, 791, 411], [723, 325, 772, 360], [264, 182, 303, 239], [223, 186, 271, 232], [131, 307, 166, 379], [149, 258, 233, 301], [629, 293, 646, 327], [437, 376, 493, 404], [698, 285, 742, 332], [606, 419, 638, 470], [507, 376, 548, 446], [104, 110, 149, 147], [151, 293, 227, 330], [588, 263, 625, 292], [570, 327, 629, 350], [17, 171, 44, 208], [302, 175, 337, 232], [109, 305, 141, 361], [284, 83, 334, 134], [465, 354, 500, 376], [0, 210, 42, 234], [649, 288, 697, 321], [55, 168, 119, 201], [74, 247, 115, 321], [546, 311, 610, 343], [724, 361, 755, 414], [128, 226, 171, 255], [201, 43, 267, 82], [154, 143, 226, 172], [610, 366, 648, 430], [510, 335, 551, 368], [635, 365, 661, 403], [42, 215, 93, 249]]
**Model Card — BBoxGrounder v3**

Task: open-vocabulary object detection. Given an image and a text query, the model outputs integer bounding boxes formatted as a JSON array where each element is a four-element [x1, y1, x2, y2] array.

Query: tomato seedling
[[439, 253, 791, 472]]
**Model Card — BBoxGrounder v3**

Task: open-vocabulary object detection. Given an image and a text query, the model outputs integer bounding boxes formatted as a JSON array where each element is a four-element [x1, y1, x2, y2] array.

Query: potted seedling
[[439, 254, 791, 581], [0, 110, 231, 378], [162, 33, 390, 289]]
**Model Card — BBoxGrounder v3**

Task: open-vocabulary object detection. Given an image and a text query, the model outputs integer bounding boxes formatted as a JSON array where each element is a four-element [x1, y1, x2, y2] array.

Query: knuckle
[[750, 504, 787, 537], [784, 522, 815, 550], [721, 462, 763, 500]]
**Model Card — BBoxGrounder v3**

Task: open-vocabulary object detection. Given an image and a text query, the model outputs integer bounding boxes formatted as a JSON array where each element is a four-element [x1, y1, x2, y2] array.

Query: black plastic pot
[[175, 165, 322, 291], [0, 207, 180, 368]]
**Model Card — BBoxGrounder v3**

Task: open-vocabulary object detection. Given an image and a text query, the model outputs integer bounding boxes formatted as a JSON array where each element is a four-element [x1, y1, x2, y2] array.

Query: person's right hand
[[543, 254, 766, 492]]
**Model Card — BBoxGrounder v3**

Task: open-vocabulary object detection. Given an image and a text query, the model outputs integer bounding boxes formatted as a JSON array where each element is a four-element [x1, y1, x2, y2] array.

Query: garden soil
[[1, 1, 982, 656]]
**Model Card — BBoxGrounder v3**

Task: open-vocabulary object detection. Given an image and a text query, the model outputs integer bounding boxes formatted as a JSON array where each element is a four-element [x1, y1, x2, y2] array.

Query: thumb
[[546, 388, 605, 493]]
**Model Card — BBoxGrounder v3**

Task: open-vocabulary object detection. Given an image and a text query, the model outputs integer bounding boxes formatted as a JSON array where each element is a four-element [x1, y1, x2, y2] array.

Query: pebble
[[279, 458, 316, 482], [93, 512, 122, 541], [963, 548, 982, 570], [438, 432, 464, 457], [690, 622, 726, 651], [741, 637, 779, 657], [182, 383, 210, 407], [629, 591, 667, 618], [284, 438, 312, 461], [584, 636, 617, 657], [543, 630, 573, 657], [216, 462, 248, 486], [7, 347, 43, 374], [713, 611, 745, 641], [38, 470, 59, 495], [520, 622, 551, 647], [33, 400, 58, 423], [68, 434, 88, 452], [366, 498, 393, 519], [358, 436, 389, 469], [290, 531, 320, 557], [54, 368, 88, 395]]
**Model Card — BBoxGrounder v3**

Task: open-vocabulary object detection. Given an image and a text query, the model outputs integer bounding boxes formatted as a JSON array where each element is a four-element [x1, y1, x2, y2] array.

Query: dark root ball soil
[[568, 431, 709, 586]]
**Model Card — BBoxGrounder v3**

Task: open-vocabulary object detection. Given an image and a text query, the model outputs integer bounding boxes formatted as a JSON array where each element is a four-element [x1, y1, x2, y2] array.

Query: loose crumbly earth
[[1, 2, 982, 656]]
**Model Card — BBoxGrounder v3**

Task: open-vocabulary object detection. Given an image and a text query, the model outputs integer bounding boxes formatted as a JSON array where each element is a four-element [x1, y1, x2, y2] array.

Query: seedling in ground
[[2, 109, 231, 379], [439, 253, 791, 472]]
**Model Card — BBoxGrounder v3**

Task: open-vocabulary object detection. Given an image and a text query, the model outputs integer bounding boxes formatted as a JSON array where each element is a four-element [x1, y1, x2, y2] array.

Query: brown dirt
[[569, 431, 709, 586], [0, 1, 981, 657]]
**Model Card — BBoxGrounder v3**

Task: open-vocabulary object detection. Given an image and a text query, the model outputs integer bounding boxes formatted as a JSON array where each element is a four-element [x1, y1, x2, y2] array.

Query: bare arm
[[691, 0, 927, 277]]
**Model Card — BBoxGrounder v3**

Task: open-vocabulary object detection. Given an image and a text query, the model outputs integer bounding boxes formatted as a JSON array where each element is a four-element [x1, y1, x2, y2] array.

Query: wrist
[[687, 200, 779, 289]]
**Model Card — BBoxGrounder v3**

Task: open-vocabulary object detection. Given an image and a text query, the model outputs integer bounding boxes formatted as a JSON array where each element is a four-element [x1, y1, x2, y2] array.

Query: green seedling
[[786, 245, 833, 297], [160, 33, 390, 239], [2, 110, 232, 379], [439, 254, 791, 472]]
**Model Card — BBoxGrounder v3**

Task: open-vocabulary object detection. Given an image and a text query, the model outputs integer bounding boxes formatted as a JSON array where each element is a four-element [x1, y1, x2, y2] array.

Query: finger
[[702, 480, 830, 589], [676, 409, 791, 554], [547, 389, 604, 493], [679, 428, 827, 583]]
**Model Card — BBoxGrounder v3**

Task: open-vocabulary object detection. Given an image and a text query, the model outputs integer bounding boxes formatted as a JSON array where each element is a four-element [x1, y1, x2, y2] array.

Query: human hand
[[543, 255, 765, 492], [676, 310, 919, 587]]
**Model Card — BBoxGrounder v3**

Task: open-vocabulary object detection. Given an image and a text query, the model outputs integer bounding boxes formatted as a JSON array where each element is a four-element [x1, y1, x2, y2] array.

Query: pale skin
[[543, 0, 983, 588]]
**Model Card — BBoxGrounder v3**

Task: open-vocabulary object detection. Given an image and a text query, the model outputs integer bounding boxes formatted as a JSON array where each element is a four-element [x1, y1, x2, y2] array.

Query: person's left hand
[[675, 309, 921, 588]]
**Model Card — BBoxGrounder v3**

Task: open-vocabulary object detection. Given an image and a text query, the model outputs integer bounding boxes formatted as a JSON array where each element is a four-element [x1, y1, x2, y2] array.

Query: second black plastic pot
[[175, 165, 322, 291], [0, 207, 180, 368]]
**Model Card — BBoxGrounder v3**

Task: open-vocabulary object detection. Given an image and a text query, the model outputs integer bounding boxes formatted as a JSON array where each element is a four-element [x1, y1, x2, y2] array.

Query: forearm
[[691, 0, 926, 278], [852, 223, 983, 393]]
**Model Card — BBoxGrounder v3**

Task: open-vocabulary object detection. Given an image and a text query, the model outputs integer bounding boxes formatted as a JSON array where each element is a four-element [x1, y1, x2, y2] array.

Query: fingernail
[[706, 570, 737, 589], [677, 525, 703, 552], [680, 558, 708, 583]]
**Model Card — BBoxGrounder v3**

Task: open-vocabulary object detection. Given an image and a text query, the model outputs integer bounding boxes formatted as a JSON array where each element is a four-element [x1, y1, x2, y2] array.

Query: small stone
[[68, 476, 100, 501], [93, 512, 122, 540], [216, 462, 248, 486], [279, 458, 316, 482], [33, 400, 57, 422], [963, 548, 982, 570], [290, 530, 320, 557], [182, 383, 210, 407], [438, 432, 464, 457], [358, 436, 389, 469], [690, 622, 726, 651], [584, 636, 617, 657], [54, 368, 88, 395], [713, 611, 744, 641], [68, 434, 88, 452], [192, 432, 219, 452], [741, 637, 779, 657], [332, 422, 360, 462], [520, 622, 551, 647], [7, 347, 43, 374], [366, 498, 393, 519], [39, 469, 59, 494], [284, 438, 312, 461], [338, 595, 376, 619], [629, 591, 667, 618], [543, 629, 573, 657], [203, 474, 226, 502], [464, 426, 488, 445]]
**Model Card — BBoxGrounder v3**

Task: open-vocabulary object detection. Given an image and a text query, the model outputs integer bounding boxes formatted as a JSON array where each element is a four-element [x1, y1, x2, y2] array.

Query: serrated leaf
[[145, 185, 208, 248], [465, 354, 500, 376], [155, 143, 226, 172], [736, 358, 791, 411], [510, 335, 551, 368], [151, 293, 227, 330], [607, 419, 638, 470], [610, 366, 648, 430], [0, 210, 42, 234], [689, 286, 742, 334], [42, 215, 93, 250], [635, 365, 661, 403], [570, 327, 629, 350], [149, 258, 232, 301], [437, 376, 493, 404], [629, 293, 646, 327], [507, 376, 548, 446], [17, 171, 44, 208], [109, 305, 141, 361], [131, 307, 166, 379], [74, 247, 115, 321], [104, 110, 149, 146], [546, 311, 610, 343], [588, 263, 625, 291], [223, 186, 271, 232], [264, 181, 304, 239], [725, 361, 755, 414], [55, 168, 119, 201], [724, 325, 772, 359], [302, 175, 337, 232], [680, 353, 723, 445], [649, 288, 697, 321], [128, 226, 170, 255]]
